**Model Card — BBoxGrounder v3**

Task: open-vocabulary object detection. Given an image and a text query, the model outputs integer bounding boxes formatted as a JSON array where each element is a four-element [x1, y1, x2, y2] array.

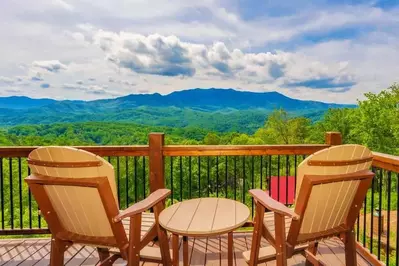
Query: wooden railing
[[0, 131, 398, 265]]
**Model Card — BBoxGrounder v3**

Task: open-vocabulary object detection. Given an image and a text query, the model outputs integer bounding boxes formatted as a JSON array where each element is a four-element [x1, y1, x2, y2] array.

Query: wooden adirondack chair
[[244, 144, 374, 266], [25, 146, 172, 266]]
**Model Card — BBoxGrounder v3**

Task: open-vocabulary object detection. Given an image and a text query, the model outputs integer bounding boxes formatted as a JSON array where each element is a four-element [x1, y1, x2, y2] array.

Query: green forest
[[1, 84, 398, 155], [0, 84, 398, 264]]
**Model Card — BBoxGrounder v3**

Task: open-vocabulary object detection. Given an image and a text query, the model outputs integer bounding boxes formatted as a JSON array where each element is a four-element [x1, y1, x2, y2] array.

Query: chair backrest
[[26, 146, 127, 248], [287, 144, 374, 245]]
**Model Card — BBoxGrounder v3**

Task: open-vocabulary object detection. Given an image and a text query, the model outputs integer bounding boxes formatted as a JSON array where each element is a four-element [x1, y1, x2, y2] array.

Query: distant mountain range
[[0, 88, 355, 133]]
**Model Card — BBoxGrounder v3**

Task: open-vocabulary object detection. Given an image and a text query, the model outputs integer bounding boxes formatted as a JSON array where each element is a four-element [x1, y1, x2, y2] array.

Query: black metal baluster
[[377, 169, 383, 260], [216, 156, 219, 197], [294, 155, 297, 199], [37, 159, 41, 228], [142, 157, 146, 198], [9, 158, 13, 229], [28, 166, 32, 229], [363, 191, 367, 247], [18, 157, 22, 229], [242, 156, 246, 204], [357, 214, 360, 241], [108, 156, 111, 163], [179, 156, 183, 201], [207, 157, 210, 197], [370, 169, 375, 253], [260, 156, 263, 190], [170, 157, 174, 203], [234, 156, 237, 201], [277, 155, 280, 202], [0, 157, 3, 230], [134, 157, 138, 202], [251, 156, 254, 216], [268, 156, 272, 196], [125, 156, 129, 208], [225, 156, 228, 198], [386, 171, 391, 266], [117, 157, 120, 208], [38, 205, 41, 228], [189, 157, 192, 199], [285, 155, 289, 205], [396, 173, 399, 266], [198, 157, 201, 198]]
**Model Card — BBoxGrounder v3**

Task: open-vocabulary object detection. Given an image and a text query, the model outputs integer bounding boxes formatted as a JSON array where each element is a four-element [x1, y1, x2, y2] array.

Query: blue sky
[[0, 0, 398, 103]]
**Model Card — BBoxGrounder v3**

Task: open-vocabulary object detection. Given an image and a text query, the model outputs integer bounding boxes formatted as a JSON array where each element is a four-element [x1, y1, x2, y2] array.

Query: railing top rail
[[372, 151, 399, 172], [163, 144, 330, 156], [0, 144, 332, 158], [0, 145, 150, 157]]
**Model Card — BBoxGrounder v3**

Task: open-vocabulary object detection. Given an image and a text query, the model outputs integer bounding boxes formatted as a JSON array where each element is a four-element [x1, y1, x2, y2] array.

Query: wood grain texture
[[159, 198, 250, 237], [0, 235, 377, 265], [163, 144, 330, 156]]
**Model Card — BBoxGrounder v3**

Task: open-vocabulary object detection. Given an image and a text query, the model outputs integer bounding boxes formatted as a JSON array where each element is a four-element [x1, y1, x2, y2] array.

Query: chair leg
[[305, 241, 319, 266], [50, 237, 68, 266], [97, 248, 112, 266], [344, 230, 357, 266], [274, 213, 287, 266], [249, 203, 265, 266], [154, 201, 173, 266], [128, 214, 142, 266]]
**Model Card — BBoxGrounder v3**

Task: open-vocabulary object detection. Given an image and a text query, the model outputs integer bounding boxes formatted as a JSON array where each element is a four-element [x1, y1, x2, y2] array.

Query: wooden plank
[[189, 237, 207, 266], [187, 198, 218, 235], [325, 132, 342, 145], [322, 238, 346, 265], [212, 200, 250, 234], [0, 240, 24, 256], [0, 240, 39, 265], [163, 145, 330, 157], [220, 235, 228, 266], [0, 229, 50, 236], [0, 237, 382, 266], [233, 234, 248, 266], [17, 241, 52, 266], [148, 133, 165, 192], [205, 237, 221, 266], [372, 152, 399, 173], [0, 146, 149, 158], [317, 241, 344, 266], [65, 245, 95, 266], [244, 234, 267, 266], [2, 240, 49, 266], [0, 144, 334, 159], [163, 199, 201, 235]]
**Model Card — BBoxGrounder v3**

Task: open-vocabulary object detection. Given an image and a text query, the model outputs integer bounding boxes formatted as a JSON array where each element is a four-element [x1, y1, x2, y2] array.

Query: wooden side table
[[159, 198, 250, 266]]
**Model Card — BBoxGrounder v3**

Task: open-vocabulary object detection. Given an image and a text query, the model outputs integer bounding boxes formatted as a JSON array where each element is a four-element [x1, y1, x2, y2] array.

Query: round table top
[[159, 198, 250, 237]]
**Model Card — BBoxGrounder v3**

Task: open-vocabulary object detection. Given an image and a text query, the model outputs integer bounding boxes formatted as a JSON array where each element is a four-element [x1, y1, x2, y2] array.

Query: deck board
[[0, 234, 372, 265]]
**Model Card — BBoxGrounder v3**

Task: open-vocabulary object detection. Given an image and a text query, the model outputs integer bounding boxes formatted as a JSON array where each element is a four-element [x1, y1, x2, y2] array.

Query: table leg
[[228, 232, 233, 266], [183, 236, 189, 266], [172, 234, 179, 266]]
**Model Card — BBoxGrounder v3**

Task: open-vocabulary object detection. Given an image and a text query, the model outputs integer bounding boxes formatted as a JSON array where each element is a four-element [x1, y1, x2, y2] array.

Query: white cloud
[[85, 28, 354, 89], [0, 0, 397, 103], [31, 60, 68, 73], [62, 83, 121, 96], [54, 0, 74, 11], [0, 76, 14, 85]]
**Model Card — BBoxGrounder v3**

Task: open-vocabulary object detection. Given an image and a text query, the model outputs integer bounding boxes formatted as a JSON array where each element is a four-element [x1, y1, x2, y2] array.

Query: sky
[[0, 0, 398, 103]]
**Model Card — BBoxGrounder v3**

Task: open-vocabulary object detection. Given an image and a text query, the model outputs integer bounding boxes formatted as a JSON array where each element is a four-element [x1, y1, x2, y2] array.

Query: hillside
[[0, 88, 354, 133]]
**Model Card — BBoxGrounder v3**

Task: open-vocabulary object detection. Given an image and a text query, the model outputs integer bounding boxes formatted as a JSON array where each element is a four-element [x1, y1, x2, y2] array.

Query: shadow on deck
[[0, 233, 372, 266]]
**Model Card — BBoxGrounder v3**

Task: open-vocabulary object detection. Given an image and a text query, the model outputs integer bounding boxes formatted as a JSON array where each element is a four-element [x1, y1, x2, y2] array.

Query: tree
[[254, 109, 311, 144]]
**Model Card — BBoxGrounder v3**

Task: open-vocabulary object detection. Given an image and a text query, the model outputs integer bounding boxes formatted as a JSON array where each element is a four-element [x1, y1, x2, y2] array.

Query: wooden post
[[149, 133, 165, 193], [325, 132, 342, 145]]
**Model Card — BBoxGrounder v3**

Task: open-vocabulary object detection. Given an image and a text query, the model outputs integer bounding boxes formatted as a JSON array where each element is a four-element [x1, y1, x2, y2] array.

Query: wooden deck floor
[[0, 234, 371, 266]]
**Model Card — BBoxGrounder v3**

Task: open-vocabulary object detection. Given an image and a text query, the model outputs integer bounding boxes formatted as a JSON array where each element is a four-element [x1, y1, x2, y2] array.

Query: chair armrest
[[113, 189, 171, 222], [249, 189, 299, 220]]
